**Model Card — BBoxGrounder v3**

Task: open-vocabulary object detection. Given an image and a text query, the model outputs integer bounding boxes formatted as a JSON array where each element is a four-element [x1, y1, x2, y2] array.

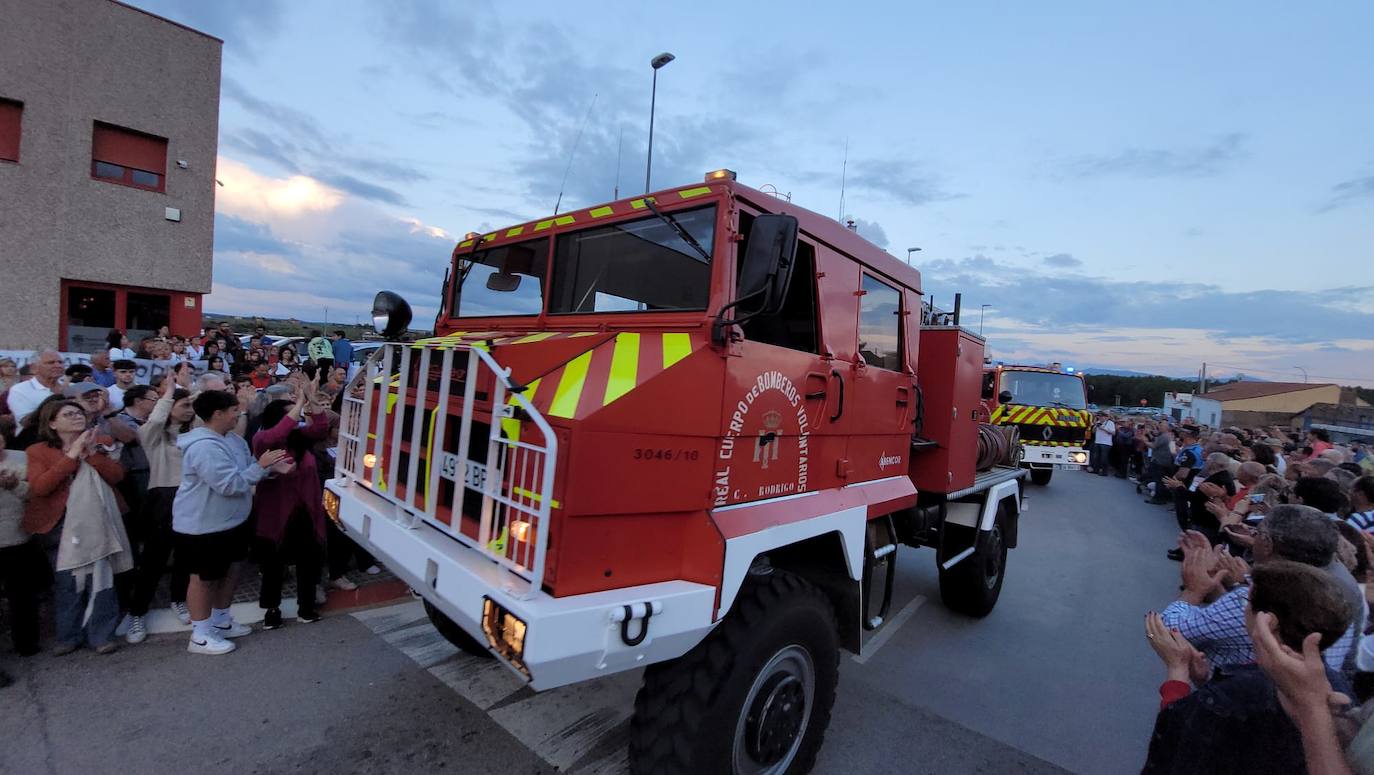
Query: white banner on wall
[[0, 350, 211, 385]]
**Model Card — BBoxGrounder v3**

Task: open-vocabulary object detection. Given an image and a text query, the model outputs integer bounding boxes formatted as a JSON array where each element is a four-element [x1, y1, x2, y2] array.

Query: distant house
[[1197, 382, 1368, 428], [1163, 392, 1221, 426]]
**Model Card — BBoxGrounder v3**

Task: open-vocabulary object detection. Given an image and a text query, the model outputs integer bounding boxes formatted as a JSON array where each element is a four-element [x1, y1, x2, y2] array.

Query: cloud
[[849, 219, 889, 248], [839, 160, 958, 207], [1061, 133, 1247, 179], [213, 214, 299, 256], [921, 253, 1374, 345], [126, 0, 285, 59], [1042, 253, 1082, 268], [215, 157, 344, 222], [1318, 175, 1374, 212], [315, 173, 408, 206]]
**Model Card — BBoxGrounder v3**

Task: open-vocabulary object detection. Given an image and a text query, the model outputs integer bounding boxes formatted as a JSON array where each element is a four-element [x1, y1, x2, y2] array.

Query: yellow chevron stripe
[[548, 352, 592, 418], [603, 333, 640, 406], [663, 333, 692, 368], [511, 332, 558, 345], [589, 206, 614, 218], [678, 186, 712, 199], [501, 378, 540, 443]]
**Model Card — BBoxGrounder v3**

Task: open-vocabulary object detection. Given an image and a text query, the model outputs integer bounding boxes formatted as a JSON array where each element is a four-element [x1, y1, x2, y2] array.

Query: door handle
[[830, 369, 845, 422], [895, 385, 910, 406]]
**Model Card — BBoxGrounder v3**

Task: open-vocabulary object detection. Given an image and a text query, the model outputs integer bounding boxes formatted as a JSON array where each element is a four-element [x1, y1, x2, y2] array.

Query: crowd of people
[[0, 323, 373, 674], [1085, 411, 1374, 772]]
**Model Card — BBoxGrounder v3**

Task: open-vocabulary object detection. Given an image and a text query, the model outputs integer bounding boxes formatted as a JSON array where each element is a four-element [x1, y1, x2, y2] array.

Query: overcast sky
[[129, 0, 1374, 386]]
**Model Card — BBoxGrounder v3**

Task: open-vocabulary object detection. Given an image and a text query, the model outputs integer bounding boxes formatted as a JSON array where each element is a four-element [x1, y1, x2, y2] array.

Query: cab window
[[736, 211, 819, 353], [858, 274, 902, 370]]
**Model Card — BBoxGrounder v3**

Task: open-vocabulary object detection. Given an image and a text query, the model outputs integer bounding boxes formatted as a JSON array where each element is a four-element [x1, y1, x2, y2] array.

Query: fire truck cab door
[[714, 236, 841, 508], [845, 272, 913, 482]]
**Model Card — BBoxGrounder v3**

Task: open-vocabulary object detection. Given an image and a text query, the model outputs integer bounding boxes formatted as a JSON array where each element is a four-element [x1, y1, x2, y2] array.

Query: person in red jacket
[[251, 383, 330, 630], [25, 399, 129, 655]]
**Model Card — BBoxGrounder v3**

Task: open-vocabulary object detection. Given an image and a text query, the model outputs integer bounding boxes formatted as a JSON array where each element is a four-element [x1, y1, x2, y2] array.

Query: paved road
[[0, 468, 1180, 774]]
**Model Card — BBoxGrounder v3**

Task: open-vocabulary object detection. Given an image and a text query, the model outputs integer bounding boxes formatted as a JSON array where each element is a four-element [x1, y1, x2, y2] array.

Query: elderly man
[[6, 350, 65, 423], [89, 351, 115, 387], [1160, 505, 1364, 683]]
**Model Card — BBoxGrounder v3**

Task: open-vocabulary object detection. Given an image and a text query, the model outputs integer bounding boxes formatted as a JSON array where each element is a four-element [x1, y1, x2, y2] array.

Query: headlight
[[482, 597, 529, 676], [372, 313, 389, 335], [363, 452, 377, 469], [1069, 451, 1088, 464], [322, 489, 341, 525]]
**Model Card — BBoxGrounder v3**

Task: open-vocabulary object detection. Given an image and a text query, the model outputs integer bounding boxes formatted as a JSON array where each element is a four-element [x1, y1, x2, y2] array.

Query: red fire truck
[[323, 170, 1026, 774]]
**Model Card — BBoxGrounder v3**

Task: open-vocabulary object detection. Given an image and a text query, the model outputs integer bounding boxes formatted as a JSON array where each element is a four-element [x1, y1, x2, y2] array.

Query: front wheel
[[629, 569, 839, 775], [1029, 467, 1053, 486]]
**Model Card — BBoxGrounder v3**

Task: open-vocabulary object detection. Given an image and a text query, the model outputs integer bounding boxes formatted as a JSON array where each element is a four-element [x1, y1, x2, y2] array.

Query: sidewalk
[[142, 560, 411, 635]]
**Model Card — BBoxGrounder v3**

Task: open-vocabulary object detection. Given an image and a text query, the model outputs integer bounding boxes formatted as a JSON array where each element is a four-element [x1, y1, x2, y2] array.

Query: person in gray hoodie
[[173, 390, 292, 656]]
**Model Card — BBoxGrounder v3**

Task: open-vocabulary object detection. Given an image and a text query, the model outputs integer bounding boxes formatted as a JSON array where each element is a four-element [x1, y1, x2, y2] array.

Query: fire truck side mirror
[[998, 390, 1014, 404], [737, 214, 799, 314]]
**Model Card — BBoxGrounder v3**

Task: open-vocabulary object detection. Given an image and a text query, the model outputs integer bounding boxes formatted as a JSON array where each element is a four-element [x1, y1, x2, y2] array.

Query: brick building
[[0, 0, 221, 353]]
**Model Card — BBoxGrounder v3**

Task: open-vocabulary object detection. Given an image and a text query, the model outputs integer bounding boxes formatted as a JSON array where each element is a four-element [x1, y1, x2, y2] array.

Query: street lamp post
[[645, 52, 675, 193], [905, 246, 921, 265], [979, 304, 991, 336], [1293, 366, 1308, 383]]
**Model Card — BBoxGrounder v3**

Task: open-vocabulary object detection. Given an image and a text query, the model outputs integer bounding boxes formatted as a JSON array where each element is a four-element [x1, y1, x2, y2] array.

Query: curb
[[144, 580, 412, 635]]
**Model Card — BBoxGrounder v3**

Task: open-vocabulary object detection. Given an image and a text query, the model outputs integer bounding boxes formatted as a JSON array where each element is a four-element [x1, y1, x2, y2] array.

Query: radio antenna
[[614, 126, 623, 200], [837, 137, 849, 221], [554, 92, 598, 215]]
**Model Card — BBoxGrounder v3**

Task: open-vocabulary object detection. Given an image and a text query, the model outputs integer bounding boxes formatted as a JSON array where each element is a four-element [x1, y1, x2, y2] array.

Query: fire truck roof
[[452, 176, 923, 294]]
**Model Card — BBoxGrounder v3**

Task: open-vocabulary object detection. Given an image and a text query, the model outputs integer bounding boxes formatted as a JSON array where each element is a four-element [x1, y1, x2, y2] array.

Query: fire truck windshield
[[549, 205, 715, 313], [454, 237, 550, 317], [1000, 370, 1087, 409], [452, 205, 717, 317]]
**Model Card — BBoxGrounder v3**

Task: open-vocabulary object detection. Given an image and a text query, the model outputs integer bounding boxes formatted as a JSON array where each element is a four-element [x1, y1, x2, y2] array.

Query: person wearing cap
[[107, 360, 138, 412]]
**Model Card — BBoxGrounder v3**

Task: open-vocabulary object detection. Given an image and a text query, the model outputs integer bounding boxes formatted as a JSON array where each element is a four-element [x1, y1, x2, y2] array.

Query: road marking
[[353, 601, 634, 773], [851, 595, 927, 665]]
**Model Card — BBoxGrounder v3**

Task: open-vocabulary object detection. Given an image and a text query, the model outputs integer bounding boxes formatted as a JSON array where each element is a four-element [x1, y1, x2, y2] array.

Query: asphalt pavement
[[0, 467, 1181, 775]]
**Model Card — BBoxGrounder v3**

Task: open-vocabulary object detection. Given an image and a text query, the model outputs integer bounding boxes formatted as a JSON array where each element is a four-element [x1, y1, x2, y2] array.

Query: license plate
[[1056, 464, 1079, 470], [438, 452, 489, 491]]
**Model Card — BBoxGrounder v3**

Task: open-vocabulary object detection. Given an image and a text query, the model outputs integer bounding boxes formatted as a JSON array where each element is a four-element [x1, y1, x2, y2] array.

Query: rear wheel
[[938, 503, 1010, 617], [629, 569, 839, 775], [1029, 467, 1053, 486], [423, 599, 493, 659]]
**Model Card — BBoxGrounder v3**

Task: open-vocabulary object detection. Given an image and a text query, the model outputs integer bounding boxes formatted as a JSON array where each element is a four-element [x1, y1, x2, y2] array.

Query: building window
[[61, 280, 180, 353], [91, 121, 167, 192], [0, 98, 21, 162]]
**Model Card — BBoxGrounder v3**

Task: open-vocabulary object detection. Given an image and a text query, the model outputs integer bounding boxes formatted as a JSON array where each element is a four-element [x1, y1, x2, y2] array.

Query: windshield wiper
[[644, 199, 710, 262]]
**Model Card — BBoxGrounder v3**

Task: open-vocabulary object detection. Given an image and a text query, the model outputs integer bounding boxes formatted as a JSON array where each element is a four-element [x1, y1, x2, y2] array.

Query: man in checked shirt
[[1160, 504, 1364, 685]]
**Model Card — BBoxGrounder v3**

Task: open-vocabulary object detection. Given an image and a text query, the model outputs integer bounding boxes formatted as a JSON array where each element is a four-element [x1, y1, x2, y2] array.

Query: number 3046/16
[[633, 449, 700, 461]]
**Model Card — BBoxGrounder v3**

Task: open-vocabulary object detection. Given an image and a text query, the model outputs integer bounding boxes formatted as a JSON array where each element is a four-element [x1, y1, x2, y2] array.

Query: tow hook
[[611, 601, 663, 646]]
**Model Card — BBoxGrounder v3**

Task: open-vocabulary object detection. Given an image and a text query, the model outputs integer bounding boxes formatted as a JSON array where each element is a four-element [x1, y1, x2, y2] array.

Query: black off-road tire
[[423, 599, 493, 659], [938, 503, 1010, 617], [629, 569, 839, 775], [1029, 467, 1053, 486]]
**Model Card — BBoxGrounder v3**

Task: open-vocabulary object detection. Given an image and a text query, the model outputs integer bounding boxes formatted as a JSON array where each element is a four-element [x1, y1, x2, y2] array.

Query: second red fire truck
[[324, 170, 1027, 774]]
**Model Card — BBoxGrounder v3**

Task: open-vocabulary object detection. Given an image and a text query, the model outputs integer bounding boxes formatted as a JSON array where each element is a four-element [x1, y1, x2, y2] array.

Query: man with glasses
[[1159, 505, 1364, 683]]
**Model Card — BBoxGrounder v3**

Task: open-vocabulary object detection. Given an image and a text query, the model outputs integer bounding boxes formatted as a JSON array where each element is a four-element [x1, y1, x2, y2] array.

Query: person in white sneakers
[[125, 371, 197, 644], [173, 390, 293, 655]]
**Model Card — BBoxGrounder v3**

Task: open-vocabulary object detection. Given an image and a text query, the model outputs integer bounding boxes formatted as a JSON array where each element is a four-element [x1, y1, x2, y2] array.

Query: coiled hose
[[976, 423, 1021, 471]]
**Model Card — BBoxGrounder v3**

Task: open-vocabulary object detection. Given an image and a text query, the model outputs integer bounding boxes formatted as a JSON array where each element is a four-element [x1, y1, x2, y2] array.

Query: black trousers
[[0, 540, 43, 655], [258, 509, 322, 615], [326, 519, 375, 580], [130, 486, 188, 616]]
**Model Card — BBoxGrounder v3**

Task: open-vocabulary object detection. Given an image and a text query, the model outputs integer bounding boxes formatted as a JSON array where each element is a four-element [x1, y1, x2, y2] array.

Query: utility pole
[[1199, 362, 1207, 394]]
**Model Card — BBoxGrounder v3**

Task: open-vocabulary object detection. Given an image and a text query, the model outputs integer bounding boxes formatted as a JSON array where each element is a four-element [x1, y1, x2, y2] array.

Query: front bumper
[[325, 478, 717, 690], [1021, 444, 1089, 468]]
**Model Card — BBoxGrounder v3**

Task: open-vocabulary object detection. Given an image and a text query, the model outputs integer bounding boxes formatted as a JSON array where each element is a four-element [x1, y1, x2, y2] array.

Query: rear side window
[[858, 274, 902, 370]]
